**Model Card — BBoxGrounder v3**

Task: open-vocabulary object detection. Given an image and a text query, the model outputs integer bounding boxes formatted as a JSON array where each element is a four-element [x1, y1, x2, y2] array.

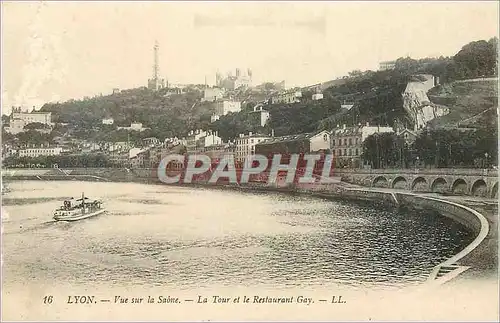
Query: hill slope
[[427, 78, 498, 128]]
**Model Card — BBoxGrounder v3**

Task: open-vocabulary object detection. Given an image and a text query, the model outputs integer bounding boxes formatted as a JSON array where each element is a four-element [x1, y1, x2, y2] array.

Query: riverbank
[[2, 168, 497, 285]]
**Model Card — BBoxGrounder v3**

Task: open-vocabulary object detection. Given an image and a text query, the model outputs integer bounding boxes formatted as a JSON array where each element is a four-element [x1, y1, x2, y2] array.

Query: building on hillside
[[117, 122, 147, 132], [340, 101, 355, 110], [235, 132, 271, 162], [6, 107, 53, 134], [199, 131, 223, 148], [270, 90, 302, 104], [251, 104, 270, 127], [215, 100, 241, 116], [210, 115, 220, 123], [130, 122, 143, 131], [102, 118, 114, 125], [309, 130, 331, 152], [185, 129, 207, 153], [254, 131, 330, 157], [330, 123, 394, 168], [201, 143, 236, 162], [216, 68, 253, 90], [147, 41, 166, 91], [312, 93, 324, 100], [379, 60, 396, 71], [18, 146, 63, 158], [184, 129, 223, 153], [396, 128, 419, 145], [142, 137, 160, 147], [202, 87, 225, 102]]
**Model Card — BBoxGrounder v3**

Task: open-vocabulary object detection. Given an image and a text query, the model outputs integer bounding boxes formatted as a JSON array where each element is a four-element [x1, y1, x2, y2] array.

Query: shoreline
[[2, 170, 497, 285]]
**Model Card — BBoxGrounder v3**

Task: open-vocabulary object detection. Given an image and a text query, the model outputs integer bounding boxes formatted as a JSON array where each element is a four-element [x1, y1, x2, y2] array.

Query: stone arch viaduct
[[336, 168, 498, 198]]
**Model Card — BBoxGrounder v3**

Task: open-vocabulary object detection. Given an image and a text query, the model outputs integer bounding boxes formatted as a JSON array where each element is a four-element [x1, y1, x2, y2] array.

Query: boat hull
[[53, 209, 106, 222]]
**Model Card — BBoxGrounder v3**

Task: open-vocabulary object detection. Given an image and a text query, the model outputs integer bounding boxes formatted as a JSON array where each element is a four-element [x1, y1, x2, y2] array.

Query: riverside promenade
[[2, 167, 498, 285]]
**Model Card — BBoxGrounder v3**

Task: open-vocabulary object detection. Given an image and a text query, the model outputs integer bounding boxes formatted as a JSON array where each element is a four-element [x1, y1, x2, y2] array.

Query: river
[[2, 180, 474, 291]]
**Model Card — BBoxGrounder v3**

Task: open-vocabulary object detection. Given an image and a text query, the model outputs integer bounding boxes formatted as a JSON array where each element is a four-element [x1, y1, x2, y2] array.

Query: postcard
[[1, 1, 498, 321]]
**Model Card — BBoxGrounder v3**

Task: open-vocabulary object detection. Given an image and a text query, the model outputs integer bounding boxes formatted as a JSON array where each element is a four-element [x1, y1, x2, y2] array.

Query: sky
[[1, 1, 499, 115]]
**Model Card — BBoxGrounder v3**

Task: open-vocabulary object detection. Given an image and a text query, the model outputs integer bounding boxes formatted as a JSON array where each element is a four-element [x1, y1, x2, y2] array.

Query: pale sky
[[1, 1, 498, 115]]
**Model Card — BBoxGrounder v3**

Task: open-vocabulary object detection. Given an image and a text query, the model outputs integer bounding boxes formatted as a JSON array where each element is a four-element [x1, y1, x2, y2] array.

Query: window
[[355, 138, 359, 145], [355, 149, 359, 155], [251, 139, 254, 144], [338, 149, 342, 156], [348, 138, 352, 146], [348, 149, 352, 156], [323, 134, 328, 141], [344, 139, 347, 145], [332, 140, 335, 146], [343, 149, 347, 156]]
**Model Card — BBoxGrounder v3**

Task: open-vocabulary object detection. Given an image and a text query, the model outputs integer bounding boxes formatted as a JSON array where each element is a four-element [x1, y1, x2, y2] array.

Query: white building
[[130, 122, 143, 131], [330, 123, 394, 168], [251, 104, 270, 127], [201, 131, 223, 147], [270, 90, 302, 104], [6, 107, 53, 134], [312, 93, 324, 100], [379, 60, 396, 71], [215, 100, 241, 116], [309, 130, 331, 152], [102, 118, 114, 125], [235, 132, 271, 162], [202, 88, 225, 102], [19, 146, 63, 158]]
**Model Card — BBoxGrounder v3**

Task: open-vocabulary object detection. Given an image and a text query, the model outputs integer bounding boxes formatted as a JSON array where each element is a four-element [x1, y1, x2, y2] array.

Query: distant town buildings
[[216, 68, 253, 90]]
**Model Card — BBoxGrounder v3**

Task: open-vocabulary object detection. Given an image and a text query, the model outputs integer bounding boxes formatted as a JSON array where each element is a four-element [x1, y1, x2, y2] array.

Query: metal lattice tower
[[153, 40, 160, 79]]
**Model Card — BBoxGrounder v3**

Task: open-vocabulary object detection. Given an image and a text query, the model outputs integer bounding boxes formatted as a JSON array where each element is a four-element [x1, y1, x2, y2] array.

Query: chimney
[[336, 124, 340, 128], [249, 132, 253, 136], [366, 122, 369, 127], [271, 129, 275, 137], [343, 124, 346, 129]]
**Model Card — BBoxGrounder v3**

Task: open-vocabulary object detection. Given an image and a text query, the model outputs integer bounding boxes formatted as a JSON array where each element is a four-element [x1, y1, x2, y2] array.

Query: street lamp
[[415, 156, 420, 169], [485, 152, 489, 169]]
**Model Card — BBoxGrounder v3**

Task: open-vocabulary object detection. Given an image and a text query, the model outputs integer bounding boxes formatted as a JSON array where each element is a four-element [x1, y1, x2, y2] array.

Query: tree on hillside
[[453, 39, 498, 79]]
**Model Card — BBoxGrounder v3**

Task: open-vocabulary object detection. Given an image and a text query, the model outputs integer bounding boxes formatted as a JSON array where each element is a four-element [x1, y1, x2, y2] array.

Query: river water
[[2, 180, 474, 291]]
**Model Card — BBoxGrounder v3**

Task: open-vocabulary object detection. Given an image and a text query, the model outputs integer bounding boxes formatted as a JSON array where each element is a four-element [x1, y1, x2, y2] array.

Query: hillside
[[427, 78, 498, 128], [40, 87, 215, 140]]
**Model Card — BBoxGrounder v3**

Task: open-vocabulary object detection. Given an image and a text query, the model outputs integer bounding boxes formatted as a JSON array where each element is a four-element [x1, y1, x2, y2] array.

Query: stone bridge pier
[[336, 168, 498, 198]]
